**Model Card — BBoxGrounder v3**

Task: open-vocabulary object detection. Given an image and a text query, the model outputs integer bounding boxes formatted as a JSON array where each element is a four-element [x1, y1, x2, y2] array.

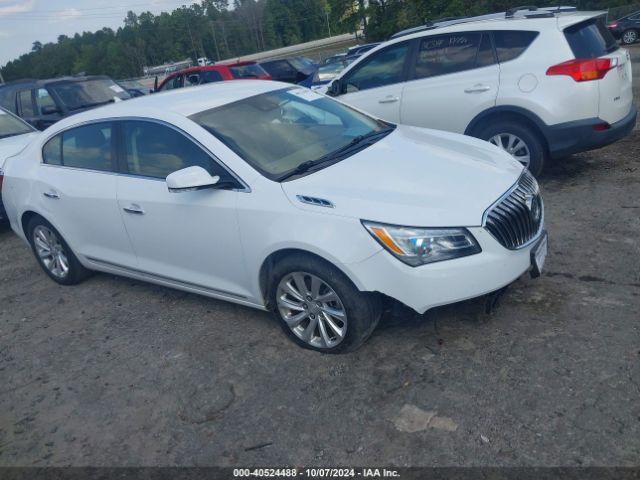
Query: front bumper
[[347, 227, 542, 314], [545, 105, 637, 159]]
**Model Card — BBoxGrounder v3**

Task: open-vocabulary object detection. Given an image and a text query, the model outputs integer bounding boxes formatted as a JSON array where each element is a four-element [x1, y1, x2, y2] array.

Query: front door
[[115, 120, 251, 299], [336, 40, 413, 124]]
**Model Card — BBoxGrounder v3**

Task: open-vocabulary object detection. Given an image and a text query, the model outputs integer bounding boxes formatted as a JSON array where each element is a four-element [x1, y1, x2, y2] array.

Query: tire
[[475, 120, 546, 177], [269, 253, 382, 353], [27, 216, 91, 286], [622, 29, 638, 45]]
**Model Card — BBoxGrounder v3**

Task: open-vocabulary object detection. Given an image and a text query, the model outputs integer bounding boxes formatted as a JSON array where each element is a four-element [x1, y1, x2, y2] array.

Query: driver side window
[[343, 42, 410, 93]]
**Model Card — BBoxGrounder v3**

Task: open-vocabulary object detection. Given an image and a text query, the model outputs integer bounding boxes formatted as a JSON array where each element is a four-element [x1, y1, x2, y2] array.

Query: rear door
[[336, 40, 413, 124], [564, 16, 633, 124], [401, 32, 499, 133], [38, 122, 137, 266]]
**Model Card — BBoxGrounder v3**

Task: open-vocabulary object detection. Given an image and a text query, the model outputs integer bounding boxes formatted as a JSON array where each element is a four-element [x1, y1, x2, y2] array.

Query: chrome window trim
[[40, 116, 251, 193]]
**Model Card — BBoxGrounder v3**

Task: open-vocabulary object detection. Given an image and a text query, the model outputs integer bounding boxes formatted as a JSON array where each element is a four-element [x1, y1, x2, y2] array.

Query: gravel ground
[[1, 52, 639, 468]]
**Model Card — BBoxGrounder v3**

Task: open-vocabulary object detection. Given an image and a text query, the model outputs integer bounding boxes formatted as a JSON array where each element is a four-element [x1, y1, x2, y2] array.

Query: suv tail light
[[546, 58, 617, 82]]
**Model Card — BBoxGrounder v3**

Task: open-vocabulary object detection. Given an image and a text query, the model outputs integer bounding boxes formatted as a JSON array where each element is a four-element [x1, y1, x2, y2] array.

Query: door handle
[[465, 85, 491, 93], [43, 191, 60, 199], [123, 204, 145, 215], [378, 96, 399, 104]]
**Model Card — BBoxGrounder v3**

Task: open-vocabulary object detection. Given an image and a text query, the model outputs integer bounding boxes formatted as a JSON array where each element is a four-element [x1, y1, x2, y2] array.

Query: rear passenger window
[[42, 135, 62, 165], [63, 123, 113, 171], [414, 33, 493, 79], [493, 31, 539, 63], [564, 18, 618, 58], [123, 121, 219, 179]]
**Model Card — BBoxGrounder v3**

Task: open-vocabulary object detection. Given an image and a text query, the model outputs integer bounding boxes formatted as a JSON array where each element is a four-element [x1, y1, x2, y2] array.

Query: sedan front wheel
[[270, 254, 381, 353]]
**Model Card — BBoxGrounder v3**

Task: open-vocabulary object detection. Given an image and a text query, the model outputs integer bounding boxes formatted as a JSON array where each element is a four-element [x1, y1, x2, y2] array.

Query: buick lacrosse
[[2, 81, 547, 352]]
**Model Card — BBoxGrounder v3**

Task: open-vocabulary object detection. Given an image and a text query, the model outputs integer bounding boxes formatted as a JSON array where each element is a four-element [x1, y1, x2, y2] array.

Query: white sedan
[[1, 81, 547, 352]]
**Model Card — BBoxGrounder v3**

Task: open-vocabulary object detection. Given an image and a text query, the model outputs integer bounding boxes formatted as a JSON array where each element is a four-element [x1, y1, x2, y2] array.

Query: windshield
[[49, 78, 131, 111], [190, 88, 391, 180], [229, 64, 269, 79], [289, 57, 316, 73], [0, 109, 34, 139]]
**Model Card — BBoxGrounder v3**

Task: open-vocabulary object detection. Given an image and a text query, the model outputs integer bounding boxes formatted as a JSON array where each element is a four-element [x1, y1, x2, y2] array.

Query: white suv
[[325, 7, 636, 176]]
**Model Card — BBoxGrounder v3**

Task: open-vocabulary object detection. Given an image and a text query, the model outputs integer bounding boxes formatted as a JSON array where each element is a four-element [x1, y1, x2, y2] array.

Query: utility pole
[[210, 22, 221, 61], [325, 11, 332, 37]]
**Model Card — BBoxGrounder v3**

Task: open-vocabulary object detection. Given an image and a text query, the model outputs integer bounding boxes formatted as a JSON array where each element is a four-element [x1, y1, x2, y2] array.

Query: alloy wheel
[[489, 133, 531, 168], [276, 272, 348, 349], [623, 30, 637, 44], [33, 225, 69, 279]]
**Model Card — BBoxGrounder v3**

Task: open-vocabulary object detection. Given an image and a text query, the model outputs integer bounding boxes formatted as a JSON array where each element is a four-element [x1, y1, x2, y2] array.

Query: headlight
[[362, 221, 481, 267]]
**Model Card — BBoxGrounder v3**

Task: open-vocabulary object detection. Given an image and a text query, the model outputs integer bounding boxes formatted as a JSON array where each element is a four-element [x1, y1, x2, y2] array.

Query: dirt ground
[[1, 53, 639, 468]]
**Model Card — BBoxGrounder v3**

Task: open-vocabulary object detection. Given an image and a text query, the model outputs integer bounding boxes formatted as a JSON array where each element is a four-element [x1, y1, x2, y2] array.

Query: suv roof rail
[[390, 5, 578, 39]]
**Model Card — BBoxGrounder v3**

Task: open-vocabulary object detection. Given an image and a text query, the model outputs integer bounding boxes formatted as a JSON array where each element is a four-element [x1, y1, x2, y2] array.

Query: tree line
[[1, 0, 631, 81]]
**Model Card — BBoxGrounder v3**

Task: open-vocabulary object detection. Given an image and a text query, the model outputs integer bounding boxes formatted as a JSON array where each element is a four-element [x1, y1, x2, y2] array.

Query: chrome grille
[[484, 170, 543, 250]]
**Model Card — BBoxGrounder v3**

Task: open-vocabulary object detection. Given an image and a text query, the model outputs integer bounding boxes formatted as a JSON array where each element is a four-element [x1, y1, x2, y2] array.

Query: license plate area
[[530, 231, 548, 278]]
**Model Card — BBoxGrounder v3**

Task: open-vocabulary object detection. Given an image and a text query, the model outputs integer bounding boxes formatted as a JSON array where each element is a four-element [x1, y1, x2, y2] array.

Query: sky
[[0, 0, 197, 67]]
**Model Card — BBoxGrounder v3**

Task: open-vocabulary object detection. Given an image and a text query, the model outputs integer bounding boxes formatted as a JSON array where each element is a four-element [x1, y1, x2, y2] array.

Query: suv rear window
[[493, 31, 539, 63], [564, 17, 618, 58]]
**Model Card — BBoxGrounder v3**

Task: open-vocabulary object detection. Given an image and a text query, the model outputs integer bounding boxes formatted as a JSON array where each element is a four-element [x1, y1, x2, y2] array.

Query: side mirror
[[166, 166, 220, 193], [327, 79, 342, 97]]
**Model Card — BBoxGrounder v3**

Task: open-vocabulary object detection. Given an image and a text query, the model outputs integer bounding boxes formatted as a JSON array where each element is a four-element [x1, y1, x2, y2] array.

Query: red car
[[155, 62, 271, 92]]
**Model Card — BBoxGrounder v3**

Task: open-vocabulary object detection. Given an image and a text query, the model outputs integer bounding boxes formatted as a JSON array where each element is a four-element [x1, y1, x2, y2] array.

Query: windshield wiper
[[276, 126, 396, 182]]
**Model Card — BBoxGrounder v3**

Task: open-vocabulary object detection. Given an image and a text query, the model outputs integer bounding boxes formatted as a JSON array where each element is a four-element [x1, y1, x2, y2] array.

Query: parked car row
[[0, 7, 634, 353]]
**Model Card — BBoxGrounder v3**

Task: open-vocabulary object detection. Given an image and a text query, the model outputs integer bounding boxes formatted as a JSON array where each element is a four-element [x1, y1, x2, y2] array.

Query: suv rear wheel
[[622, 29, 638, 45], [269, 254, 381, 353], [476, 120, 546, 177]]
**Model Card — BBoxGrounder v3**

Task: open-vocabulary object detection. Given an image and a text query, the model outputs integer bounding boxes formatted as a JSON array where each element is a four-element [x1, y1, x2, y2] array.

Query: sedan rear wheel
[[27, 216, 90, 285]]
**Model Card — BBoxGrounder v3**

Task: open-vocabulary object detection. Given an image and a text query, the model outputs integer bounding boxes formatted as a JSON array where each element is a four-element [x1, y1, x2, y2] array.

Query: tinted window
[[61, 123, 113, 171], [344, 42, 409, 92], [48, 79, 130, 111], [42, 135, 62, 165], [0, 109, 34, 139], [18, 90, 35, 117], [413, 33, 494, 79], [36, 88, 57, 114], [564, 18, 618, 58], [201, 70, 223, 83], [229, 64, 267, 78], [190, 88, 387, 179], [493, 31, 539, 63], [123, 121, 218, 179], [261, 61, 295, 78]]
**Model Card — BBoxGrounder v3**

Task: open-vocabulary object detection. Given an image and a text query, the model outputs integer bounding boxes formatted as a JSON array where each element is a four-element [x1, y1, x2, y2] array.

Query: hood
[[281, 126, 523, 227], [0, 132, 39, 168]]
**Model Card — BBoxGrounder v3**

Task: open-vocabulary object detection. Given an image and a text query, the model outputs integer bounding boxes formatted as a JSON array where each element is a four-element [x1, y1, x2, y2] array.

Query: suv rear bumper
[[545, 105, 637, 159]]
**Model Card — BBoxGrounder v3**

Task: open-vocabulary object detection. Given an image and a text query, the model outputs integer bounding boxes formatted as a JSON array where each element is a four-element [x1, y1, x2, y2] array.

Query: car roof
[[387, 10, 605, 42], [46, 80, 291, 131], [0, 75, 111, 91]]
